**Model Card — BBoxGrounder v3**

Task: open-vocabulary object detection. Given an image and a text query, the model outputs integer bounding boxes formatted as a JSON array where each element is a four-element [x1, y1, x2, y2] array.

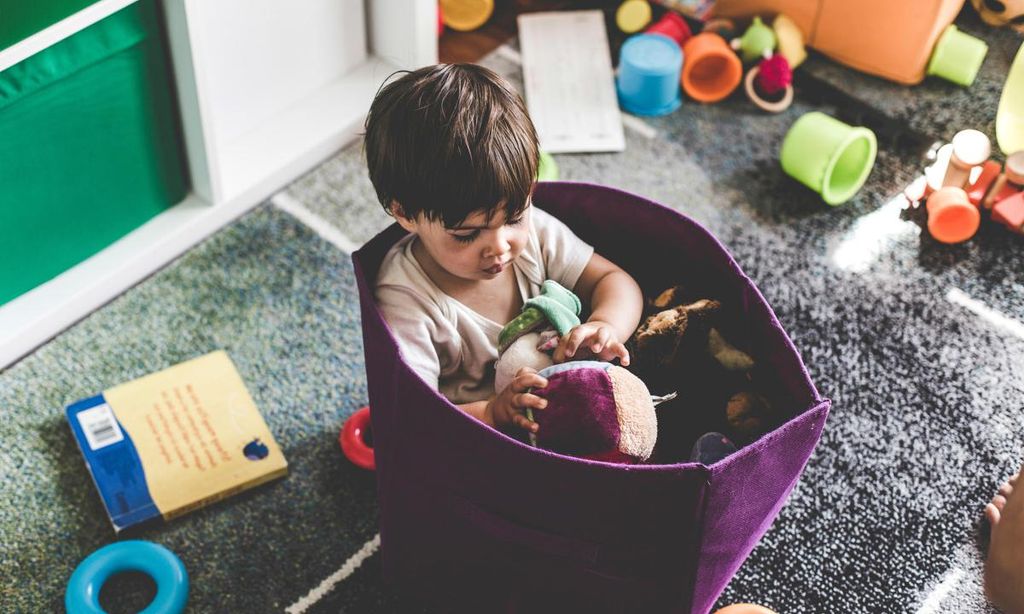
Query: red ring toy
[[340, 406, 375, 470]]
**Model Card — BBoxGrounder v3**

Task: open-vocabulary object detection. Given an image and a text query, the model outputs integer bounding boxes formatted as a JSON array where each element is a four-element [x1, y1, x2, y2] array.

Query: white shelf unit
[[0, 0, 437, 370]]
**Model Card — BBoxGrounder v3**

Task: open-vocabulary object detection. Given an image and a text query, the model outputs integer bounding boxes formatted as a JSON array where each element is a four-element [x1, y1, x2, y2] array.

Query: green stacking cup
[[780, 112, 877, 206], [927, 25, 988, 87]]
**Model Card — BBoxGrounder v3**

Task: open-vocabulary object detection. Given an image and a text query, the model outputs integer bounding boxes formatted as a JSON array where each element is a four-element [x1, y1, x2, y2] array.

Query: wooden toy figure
[[983, 151, 1024, 209]]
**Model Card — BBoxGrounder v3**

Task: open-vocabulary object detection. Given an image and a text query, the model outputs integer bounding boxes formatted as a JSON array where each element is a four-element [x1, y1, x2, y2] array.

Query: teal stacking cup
[[617, 33, 683, 116], [780, 112, 877, 206]]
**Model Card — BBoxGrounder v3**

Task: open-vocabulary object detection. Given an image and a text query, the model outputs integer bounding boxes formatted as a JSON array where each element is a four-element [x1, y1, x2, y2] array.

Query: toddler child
[[364, 64, 643, 435]]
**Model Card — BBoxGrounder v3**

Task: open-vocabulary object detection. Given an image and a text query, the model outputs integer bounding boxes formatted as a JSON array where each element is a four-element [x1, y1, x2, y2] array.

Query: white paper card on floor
[[518, 11, 626, 154]]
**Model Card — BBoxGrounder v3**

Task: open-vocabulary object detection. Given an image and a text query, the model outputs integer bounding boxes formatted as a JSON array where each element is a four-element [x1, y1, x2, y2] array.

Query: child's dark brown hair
[[364, 64, 539, 228]]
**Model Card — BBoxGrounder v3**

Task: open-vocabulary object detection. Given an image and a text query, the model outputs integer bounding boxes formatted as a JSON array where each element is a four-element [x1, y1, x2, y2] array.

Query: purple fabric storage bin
[[353, 182, 830, 613]]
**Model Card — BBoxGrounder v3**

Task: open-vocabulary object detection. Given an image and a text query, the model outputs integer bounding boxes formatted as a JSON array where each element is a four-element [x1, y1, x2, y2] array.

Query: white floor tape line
[[272, 192, 360, 255], [915, 566, 966, 614], [947, 287, 1024, 342], [620, 113, 658, 139], [286, 533, 382, 614]]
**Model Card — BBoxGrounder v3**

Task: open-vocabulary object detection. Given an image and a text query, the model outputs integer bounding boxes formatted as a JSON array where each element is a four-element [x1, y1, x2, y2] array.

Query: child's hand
[[554, 320, 630, 366], [486, 367, 549, 433]]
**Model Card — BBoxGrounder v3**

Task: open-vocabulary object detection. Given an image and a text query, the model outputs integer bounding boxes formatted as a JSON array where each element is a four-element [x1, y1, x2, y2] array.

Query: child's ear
[[390, 200, 418, 233]]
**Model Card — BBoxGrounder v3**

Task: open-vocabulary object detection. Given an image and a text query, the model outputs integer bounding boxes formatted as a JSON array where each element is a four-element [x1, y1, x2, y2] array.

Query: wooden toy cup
[[681, 32, 742, 103]]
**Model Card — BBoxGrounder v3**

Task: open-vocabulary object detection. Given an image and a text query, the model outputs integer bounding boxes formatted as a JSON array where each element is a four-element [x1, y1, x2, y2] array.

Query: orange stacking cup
[[926, 186, 980, 244], [681, 32, 743, 103]]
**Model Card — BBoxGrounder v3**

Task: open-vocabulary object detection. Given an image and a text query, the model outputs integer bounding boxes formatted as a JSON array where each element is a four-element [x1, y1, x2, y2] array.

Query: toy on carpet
[[340, 406, 375, 470], [495, 280, 660, 463], [903, 131, 1024, 240], [972, 0, 1024, 33], [617, 33, 684, 116], [66, 540, 188, 614], [780, 111, 878, 206], [982, 151, 1024, 209], [681, 32, 743, 102], [653, 0, 716, 20], [628, 285, 778, 444], [731, 16, 776, 62], [712, 0, 987, 86], [744, 53, 793, 113], [645, 11, 693, 47], [617, 0, 653, 33], [771, 13, 806, 68], [537, 150, 559, 181], [439, 0, 493, 32]]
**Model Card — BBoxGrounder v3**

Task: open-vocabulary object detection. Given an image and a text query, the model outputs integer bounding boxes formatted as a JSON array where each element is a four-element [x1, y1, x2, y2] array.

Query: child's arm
[[556, 253, 643, 364]]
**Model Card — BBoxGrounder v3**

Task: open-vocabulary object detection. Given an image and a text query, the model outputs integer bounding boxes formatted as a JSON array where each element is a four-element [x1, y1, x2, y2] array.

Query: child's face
[[398, 201, 532, 282]]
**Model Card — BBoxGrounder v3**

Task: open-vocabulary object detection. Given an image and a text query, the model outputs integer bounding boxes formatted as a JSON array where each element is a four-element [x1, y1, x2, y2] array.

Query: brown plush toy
[[972, 0, 1024, 33], [628, 285, 776, 444]]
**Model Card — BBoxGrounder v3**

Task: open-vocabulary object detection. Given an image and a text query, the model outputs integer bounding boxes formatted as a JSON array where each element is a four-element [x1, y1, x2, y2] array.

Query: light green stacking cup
[[927, 25, 988, 87], [780, 112, 878, 206]]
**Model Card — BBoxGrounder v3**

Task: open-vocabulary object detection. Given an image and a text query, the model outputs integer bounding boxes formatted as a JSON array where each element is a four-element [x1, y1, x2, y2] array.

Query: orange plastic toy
[[926, 186, 981, 244], [712, 0, 969, 84], [681, 32, 743, 102]]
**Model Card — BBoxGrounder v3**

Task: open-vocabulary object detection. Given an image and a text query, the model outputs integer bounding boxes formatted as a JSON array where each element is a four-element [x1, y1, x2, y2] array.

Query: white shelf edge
[[0, 0, 139, 73], [218, 55, 403, 202]]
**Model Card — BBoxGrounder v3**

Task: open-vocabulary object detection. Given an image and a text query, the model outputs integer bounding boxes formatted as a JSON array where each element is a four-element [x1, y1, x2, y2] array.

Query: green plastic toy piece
[[780, 111, 877, 206], [739, 16, 776, 63], [927, 24, 988, 87], [537, 150, 559, 181], [498, 280, 581, 351]]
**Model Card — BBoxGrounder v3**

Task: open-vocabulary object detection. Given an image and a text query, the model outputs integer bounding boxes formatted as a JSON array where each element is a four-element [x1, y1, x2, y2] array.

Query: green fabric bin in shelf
[[0, 0, 187, 307], [0, 0, 104, 51]]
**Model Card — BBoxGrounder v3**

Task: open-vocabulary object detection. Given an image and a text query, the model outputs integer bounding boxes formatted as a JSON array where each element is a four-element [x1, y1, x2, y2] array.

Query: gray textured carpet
[[3, 9, 1024, 613]]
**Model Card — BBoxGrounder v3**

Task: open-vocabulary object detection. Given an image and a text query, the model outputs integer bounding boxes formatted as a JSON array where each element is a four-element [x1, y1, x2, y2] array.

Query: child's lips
[[484, 262, 507, 274]]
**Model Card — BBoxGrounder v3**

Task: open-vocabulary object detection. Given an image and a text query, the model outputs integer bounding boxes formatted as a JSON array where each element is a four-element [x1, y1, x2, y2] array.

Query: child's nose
[[484, 228, 512, 257]]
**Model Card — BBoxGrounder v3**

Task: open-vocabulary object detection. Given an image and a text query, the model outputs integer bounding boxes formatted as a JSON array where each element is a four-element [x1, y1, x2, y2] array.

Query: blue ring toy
[[65, 541, 188, 614]]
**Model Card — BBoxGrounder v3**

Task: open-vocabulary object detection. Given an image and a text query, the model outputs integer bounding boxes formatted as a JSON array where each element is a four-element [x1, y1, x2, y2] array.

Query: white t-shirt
[[374, 206, 594, 404]]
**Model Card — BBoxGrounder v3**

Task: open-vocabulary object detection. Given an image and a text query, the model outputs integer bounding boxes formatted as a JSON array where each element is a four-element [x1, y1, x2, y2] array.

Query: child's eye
[[508, 217, 524, 226], [452, 231, 479, 244]]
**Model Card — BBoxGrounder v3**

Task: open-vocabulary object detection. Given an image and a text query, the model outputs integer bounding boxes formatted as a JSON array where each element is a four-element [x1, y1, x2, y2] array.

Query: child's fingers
[[993, 494, 1008, 511], [612, 342, 631, 366], [987, 502, 1002, 526], [512, 371, 548, 391], [561, 326, 590, 358], [513, 413, 539, 432], [590, 328, 610, 353], [513, 392, 548, 411], [1000, 481, 1014, 498]]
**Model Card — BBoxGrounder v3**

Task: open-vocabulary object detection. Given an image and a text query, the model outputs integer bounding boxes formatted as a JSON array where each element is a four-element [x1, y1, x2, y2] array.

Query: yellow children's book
[[66, 351, 288, 532]]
